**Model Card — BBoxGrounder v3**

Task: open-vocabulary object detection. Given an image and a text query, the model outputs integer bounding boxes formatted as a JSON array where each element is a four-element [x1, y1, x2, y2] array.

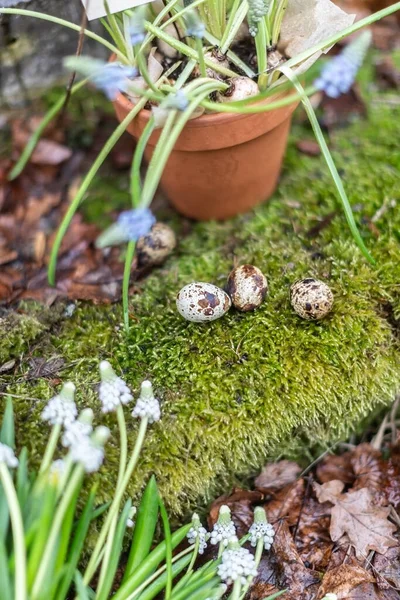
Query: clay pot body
[[113, 91, 298, 220]]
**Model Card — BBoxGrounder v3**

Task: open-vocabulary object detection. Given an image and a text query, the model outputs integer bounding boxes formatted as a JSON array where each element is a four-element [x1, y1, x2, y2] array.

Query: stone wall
[[0, 0, 107, 107]]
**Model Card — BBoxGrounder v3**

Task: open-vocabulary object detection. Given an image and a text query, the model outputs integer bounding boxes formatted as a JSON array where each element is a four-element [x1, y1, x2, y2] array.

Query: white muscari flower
[[126, 506, 137, 528], [48, 459, 66, 483], [41, 382, 77, 426], [217, 541, 258, 586], [321, 595, 338, 600], [99, 361, 133, 413], [132, 380, 161, 423], [70, 426, 110, 473], [0, 443, 18, 468], [62, 411, 93, 448], [187, 512, 209, 555], [210, 505, 236, 547], [50, 459, 66, 475], [249, 506, 275, 550]]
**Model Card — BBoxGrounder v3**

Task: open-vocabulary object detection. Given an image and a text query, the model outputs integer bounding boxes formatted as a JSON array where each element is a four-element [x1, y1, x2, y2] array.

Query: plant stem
[[141, 81, 226, 207], [39, 424, 61, 474], [0, 8, 128, 63], [82, 417, 149, 586], [255, 21, 268, 90], [9, 79, 88, 180], [230, 578, 242, 600], [144, 21, 237, 77], [123, 241, 136, 333], [125, 547, 193, 600], [196, 37, 207, 78], [219, 0, 246, 55], [31, 466, 84, 599], [0, 464, 27, 600], [280, 65, 374, 264], [47, 97, 147, 286]]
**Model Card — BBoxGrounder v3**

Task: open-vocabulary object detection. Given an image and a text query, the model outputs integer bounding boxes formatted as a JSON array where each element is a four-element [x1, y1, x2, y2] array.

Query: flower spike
[[314, 30, 372, 98]]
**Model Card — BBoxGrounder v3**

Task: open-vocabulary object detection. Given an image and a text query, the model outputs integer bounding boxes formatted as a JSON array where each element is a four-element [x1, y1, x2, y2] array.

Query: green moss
[[0, 311, 46, 364], [1, 69, 400, 516]]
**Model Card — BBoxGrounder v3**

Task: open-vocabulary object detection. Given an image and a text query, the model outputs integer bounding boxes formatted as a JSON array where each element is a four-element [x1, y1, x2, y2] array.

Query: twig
[[57, 3, 88, 124]]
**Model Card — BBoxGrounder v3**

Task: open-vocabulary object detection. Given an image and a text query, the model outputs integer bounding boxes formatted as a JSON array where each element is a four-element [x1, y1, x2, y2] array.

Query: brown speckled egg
[[136, 223, 176, 267], [290, 278, 334, 320], [176, 282, 231, 323], [226, 265, 268, 311]]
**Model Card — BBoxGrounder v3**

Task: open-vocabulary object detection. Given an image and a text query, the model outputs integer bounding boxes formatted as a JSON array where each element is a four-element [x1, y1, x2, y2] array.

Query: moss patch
[[1, 72, 400, 515]]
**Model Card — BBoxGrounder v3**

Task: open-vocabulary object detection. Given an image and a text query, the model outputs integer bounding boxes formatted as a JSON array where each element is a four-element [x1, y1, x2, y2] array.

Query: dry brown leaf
[[316, 452, 355, 485], [317, 563, 375, 599], [278, 0, 356, 75], [255, 460, 302, 491], [314, 481, 398, 559], [273, 521, 320, 599], [266, 479, 305, 526]]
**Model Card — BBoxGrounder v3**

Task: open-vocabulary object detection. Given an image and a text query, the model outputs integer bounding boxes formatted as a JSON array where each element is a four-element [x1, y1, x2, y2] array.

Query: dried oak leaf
[[316, 452, 355, 485], [295, 497, 334, 570], [265, 479, 305, 526], [255, 460, 302, 491], [314, 481, 398, 559], [273, 520, 320, 600], [351, 444, 385, 495], [317, 563, 375, 599]]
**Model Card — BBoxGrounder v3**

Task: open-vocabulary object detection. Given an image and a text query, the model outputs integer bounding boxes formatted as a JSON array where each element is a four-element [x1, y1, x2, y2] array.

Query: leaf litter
[[206, 399, 400, 599]]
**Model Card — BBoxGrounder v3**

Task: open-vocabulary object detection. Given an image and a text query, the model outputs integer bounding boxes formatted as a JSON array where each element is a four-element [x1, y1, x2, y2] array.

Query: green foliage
[[1, 85, 399, 516], [0, 396, 277, 599]]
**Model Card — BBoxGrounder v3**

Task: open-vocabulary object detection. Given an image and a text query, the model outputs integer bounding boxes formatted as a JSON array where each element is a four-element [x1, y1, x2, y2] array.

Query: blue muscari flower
[[314, 30, 372, 99], [129, 9, 146, 46], [91, 62, 137, 100], [166, 90, 189, 111], [118, 208, 156, 240], [185, 10, 206, 39], [95, 208, 156, 248]]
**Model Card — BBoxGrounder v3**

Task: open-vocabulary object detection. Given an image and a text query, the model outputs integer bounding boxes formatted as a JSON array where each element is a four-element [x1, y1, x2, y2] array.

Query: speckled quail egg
[[290, 278, 334, 320], [226, 265, 268, 311], [136, 223, 177, 267], [176, 282, 232, 323]]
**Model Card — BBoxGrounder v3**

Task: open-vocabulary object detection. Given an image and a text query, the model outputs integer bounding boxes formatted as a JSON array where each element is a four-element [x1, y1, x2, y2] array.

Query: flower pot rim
[[114, 86, 294, 130]]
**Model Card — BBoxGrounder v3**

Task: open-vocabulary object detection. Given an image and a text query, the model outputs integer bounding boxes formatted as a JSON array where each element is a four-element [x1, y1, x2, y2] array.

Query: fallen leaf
[[316, 452, 355, 485], [255, 460, 302, 491], [266, 479, 305, 526], [279, 0, 356, 76], [273, 521, 320, 599], [351, 444, 385, 497], [314, 481, 398, 559], [320, 86, 367, 130], [296, 139, 322, 156], [317, 563, 375, 599]]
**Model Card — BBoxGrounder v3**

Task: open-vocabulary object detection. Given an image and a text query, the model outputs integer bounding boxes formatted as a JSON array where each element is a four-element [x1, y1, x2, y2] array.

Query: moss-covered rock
[[1, 66, 399, 515]]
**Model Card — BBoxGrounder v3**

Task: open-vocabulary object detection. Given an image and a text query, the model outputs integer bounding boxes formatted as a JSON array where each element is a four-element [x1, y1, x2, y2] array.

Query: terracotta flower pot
[[113, 90, 299, 220]]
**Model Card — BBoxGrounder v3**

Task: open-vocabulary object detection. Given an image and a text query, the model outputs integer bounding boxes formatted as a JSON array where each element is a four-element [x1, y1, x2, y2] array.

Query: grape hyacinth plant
[[0, 373, 282, 600], [2, 0, 400, 331]]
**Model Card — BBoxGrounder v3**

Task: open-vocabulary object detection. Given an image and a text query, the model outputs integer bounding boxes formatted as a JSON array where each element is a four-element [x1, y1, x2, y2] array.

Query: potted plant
[[2, 0, 400, 329]]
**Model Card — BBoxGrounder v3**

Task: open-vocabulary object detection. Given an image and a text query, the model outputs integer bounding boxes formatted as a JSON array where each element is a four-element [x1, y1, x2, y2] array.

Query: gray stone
[[0, 0, 108, 107]]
